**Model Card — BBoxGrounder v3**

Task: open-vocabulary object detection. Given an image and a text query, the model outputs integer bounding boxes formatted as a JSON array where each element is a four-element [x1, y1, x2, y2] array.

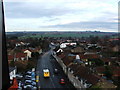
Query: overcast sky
[[4, 0, 119, 32]]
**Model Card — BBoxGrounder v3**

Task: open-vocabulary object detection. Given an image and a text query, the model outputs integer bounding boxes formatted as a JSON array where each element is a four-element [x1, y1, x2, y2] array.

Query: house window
[[68, 68, 70, 71], [86, 84, 92, 88], [16, 58, 18, 61], [12, 71, 13, 75], [84, 83, 87, 88], [71, 70, 73, 73], [81, 79, 83, 84], [74, 83, 76, 86], [76, 76, 78, 79], [21, 57, 24, 61]]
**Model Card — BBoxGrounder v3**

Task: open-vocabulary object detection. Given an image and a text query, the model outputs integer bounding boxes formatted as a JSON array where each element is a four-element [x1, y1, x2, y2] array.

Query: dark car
[[24, 85, 33, 89], [54, 69, 58, 74], [25, 80, 32, 85], [59, 79, 65, 85]]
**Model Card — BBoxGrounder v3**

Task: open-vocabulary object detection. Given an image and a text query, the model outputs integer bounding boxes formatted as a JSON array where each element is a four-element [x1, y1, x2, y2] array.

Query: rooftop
[[9, 67, 16, 73]]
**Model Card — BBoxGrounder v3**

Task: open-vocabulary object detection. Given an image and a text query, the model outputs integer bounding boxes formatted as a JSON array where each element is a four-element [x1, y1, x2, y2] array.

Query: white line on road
[[50, 76, 55, 88], [43, 64, 46, 68], [53, 74, 54, 77]]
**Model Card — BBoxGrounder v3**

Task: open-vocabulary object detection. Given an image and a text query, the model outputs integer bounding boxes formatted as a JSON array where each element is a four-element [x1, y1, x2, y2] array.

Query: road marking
[[38, 86, 40, 90], [50, 77, 55, 88], [43, 64, 46, 68], [53, 74, 54, 77]]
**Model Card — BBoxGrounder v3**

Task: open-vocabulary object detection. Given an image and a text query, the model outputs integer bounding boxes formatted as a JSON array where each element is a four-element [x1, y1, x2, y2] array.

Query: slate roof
[[69, 64, 100, 85], [9, 67, 16, 73], [61, 56, 74, 66]]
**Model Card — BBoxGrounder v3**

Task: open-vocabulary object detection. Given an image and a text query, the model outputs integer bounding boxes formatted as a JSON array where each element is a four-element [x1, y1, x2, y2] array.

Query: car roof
[[43, 69, 49, 72], [61, 79, 64, 80], [25, 80, 31, 82]]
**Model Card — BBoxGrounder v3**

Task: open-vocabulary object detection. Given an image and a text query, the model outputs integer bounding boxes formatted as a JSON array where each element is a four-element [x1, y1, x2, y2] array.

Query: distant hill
[[6, 31, 118, 39]]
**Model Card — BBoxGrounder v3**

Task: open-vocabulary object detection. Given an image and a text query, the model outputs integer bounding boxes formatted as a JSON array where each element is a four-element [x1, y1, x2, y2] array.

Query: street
[[36, 49, 76, 89]]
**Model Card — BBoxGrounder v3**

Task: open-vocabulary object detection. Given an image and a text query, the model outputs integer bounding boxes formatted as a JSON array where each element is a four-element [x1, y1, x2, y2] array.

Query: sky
[[4, 0, 119, 32]]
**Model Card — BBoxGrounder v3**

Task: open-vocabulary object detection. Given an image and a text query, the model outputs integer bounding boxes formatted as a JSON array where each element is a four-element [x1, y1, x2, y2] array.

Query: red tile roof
[[86, 54, 99, 59], [10, 40, 17, 43], [96, 66, 106, 74], [68, 63, 78, 71], [8, 55, 14, 60], [22, 49, 32, 52], [22, 49, 27, 52], [8, 78, 18, 89], [15, 53, 27, 58], [79, 54, 87, 59], [71, 47, 85, 53], [111, 66, 120, 77], [78, 53, 99, 59], [58, 53, 66, 59], [23, 48, 41, 52], [109, 38, 119, 41], [101, 58, 111, 62], [86, 74, 100, 85], [113, 70, 120, 77]]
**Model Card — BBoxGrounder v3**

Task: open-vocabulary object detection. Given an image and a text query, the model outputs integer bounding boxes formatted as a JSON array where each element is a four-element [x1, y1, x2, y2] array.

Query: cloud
[[4, 0, 119, 32], [40, 21, 118, 31], [4, 0, 118, 18], [4, 1, 81, 18]]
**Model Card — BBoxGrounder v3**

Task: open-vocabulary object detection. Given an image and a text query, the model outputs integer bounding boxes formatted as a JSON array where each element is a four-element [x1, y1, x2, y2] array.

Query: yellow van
[[43, 69, 50, 78]]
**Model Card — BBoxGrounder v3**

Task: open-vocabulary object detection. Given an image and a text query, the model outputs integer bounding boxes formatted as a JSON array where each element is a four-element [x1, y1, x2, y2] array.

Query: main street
[[36, 48, 76, 89]]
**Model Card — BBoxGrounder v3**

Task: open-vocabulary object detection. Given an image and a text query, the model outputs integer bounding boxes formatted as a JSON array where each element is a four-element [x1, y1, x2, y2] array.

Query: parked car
[[31, 78, 36, 81], [32, 86, 37, 89], [59, 79, 65, 85], [24, 85, 33, 89], [26, 71, 32, 75], [54, 68, 58, 74], [18, 81, 22, 87], [16, 74, 23, 79], [32, 81, 36, 86], [25, 75, 31, 80], [18, 86, 22, 90], [25, 80, 32, 85], [25, 75, 32, 78]]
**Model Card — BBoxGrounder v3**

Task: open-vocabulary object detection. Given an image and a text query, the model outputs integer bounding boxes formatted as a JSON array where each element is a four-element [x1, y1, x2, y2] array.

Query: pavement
[[36, 49, 76, 89]]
